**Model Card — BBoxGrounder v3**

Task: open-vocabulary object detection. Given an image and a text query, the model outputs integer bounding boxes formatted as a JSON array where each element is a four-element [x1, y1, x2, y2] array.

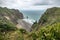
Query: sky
[[0, 0, 60, 10]]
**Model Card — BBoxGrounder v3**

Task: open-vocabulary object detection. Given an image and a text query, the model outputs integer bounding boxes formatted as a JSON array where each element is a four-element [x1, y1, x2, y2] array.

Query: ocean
[[20, 10, 45, 24]]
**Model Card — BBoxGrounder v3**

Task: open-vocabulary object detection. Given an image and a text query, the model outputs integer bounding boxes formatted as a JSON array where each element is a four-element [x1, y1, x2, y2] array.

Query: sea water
[[20, 10, 45, 24]]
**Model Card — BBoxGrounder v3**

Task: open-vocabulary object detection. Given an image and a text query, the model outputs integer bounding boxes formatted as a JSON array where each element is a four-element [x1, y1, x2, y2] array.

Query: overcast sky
[[0, 0, 60, 10]]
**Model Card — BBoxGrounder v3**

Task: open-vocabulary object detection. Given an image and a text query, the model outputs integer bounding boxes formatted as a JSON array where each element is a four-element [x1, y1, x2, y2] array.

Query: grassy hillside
[[27, 22, 60, 40], [28, 7, 60, 40], [1, 19, 60, 40], [38, 7, 60, 26], [0, 7, 23, 24], [0, 19, 27, 40], [32, 7, 60, 30], [0, 7, 25, 40]]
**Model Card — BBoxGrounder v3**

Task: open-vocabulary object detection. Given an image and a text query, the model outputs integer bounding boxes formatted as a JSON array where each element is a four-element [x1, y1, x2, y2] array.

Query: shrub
[[0, 20, 16, 32], [19, 29, 27, 34], [37, 23, 60, 40]]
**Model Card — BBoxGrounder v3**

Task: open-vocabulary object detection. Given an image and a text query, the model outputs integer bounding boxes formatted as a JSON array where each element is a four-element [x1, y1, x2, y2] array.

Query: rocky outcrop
[[0, 7, 24, 24], [17, 19, 32, 32]]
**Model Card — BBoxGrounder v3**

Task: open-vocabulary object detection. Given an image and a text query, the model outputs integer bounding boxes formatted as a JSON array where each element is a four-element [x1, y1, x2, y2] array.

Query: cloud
[[21, 5, 60, 10], [34, 0, 60, 5], [0, 0, 34, 8], [34, 0, 52, 5], [0, 0, 60, 10]]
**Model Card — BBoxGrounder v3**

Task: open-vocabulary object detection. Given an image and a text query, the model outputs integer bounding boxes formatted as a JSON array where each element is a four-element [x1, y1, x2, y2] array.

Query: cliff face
[[0, 7, 23, 24], [0, 7, 32, 32]]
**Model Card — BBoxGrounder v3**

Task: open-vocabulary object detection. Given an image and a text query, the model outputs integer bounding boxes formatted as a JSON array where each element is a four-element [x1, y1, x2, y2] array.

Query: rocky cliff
[[0, 7, 32, 32], [0, 7, 23, 24]]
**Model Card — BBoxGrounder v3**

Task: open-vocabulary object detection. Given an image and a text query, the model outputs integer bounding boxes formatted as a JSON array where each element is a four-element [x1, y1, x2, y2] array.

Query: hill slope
[[38, 7, 60, 26], [28, 7, 60, 40], [32, 7, 60, 30], [0, 7, 23, 24], [0, 7, 32, 31]]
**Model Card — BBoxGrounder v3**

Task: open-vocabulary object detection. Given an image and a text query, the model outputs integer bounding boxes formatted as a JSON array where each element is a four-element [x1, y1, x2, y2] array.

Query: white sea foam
[[23, 18, 35, 24]]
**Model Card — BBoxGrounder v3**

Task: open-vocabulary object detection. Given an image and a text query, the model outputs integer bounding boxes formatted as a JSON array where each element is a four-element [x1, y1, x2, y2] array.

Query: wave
[[23, 18, 35, 24]]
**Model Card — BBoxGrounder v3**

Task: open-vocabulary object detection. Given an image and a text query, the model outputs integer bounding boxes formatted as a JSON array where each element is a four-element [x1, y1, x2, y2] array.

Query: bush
[[0, 20, 16, 32], [19, 29, 27, 34], [28, 23, 60, 40], [37, 23, 60, 40]]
